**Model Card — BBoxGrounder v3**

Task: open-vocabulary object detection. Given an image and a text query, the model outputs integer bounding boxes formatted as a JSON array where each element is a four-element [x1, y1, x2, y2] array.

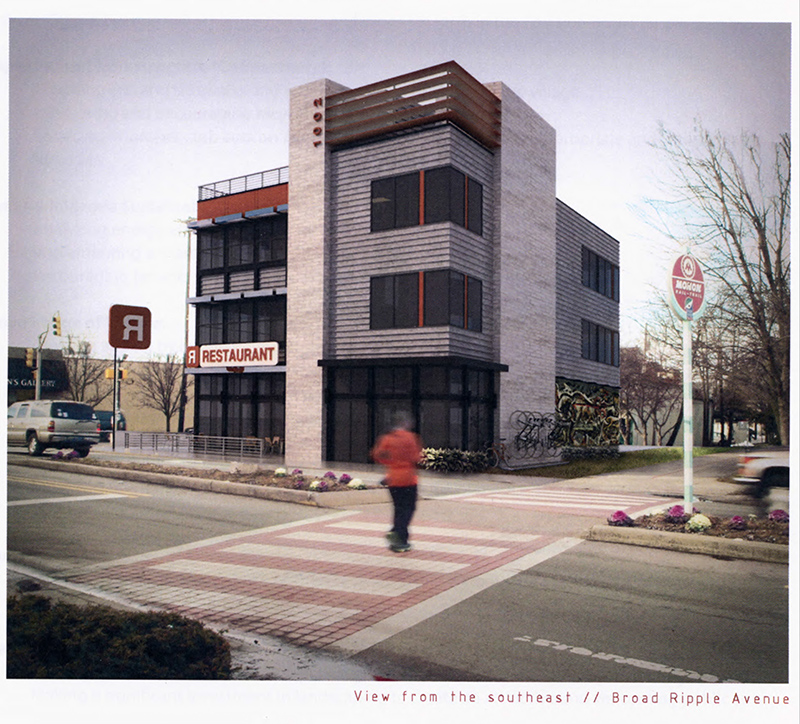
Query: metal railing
[[198, 166, 289, 201], [122, 432, 278, 460]]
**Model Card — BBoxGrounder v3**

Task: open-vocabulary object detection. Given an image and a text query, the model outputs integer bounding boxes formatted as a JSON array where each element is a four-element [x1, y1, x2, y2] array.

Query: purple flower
[[728, 516, 747, 531], [665, 504, 696, 523], [768, 509, 789, 523], [339, 473, 352, 484], [291, 469, 303, 476], [608, 510, 634, 527]]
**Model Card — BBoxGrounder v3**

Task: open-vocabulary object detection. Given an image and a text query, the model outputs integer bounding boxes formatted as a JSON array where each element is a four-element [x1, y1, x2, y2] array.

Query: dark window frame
[[371, 166, 483, 236], [581, 246, 619, 302], [197, 216, 287, 295], [370, 269, 483, 332], [581, 318, 620, 367]]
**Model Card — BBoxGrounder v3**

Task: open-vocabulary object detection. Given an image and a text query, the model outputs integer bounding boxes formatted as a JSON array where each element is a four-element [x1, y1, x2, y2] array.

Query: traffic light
[[25, 348, 35, 368], [104, 368, 129, 379], [52, 314, 62, 335]]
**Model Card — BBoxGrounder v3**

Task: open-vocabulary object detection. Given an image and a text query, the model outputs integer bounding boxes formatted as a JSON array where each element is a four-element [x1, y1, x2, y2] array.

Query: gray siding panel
[[555, 199, 620, 387]]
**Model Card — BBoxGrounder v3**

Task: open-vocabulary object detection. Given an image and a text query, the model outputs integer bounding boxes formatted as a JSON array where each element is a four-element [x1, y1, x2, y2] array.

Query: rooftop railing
[[198, 166, 289, 202]]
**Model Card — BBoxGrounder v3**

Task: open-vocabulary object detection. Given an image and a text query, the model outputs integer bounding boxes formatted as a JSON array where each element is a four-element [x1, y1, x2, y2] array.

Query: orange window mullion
[[419, 271, 425, 327], [419, 170, 425, 226]]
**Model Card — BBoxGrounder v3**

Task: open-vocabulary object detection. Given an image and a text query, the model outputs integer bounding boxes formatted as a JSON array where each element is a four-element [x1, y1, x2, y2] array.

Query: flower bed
[[608, 506, 789, 545], [72, 459, 374, 493]]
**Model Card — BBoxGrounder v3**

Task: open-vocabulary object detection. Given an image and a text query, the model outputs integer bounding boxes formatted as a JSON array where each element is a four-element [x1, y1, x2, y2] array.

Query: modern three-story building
[[186, 61, 620, 466]]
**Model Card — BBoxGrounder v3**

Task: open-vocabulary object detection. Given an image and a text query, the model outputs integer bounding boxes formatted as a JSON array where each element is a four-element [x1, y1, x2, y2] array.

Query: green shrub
[[421, 448, 492, 473], [7, 595, 231, 679]]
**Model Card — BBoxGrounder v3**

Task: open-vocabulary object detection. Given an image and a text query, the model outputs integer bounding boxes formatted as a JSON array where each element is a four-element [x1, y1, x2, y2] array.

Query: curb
[[585, 525, 788, 564], [9, 457, 388, 508]]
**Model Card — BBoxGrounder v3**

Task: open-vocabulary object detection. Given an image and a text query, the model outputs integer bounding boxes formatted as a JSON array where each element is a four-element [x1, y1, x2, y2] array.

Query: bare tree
[[647, 125, 790, 444], [135, 355, 185, 432], [61, 335, 113, 406], [619, 346, 683, 445]]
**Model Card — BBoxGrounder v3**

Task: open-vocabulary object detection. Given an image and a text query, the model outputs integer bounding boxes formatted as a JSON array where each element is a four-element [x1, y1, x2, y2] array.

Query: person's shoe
[[390, 542, 412, 553], [385, 531, 401, 547]]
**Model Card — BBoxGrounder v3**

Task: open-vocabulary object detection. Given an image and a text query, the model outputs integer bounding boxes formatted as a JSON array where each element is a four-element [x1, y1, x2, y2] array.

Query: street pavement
[[6, 447, 787, 679]]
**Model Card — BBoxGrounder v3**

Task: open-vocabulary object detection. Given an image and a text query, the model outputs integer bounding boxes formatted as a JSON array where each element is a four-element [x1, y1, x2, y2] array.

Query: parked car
[[94, 410, 127, 442], [734, 448, 790, 499], [7, 399, 101, 457]]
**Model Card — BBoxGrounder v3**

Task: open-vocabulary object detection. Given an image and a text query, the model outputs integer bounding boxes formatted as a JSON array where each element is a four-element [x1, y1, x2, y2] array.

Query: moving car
[[94, 410, 127, 442], [734, 448, 790, 499], [7, 399, 101, 457]]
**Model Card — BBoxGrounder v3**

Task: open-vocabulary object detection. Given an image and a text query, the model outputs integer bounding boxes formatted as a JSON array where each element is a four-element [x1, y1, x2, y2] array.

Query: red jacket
[[371, 429, 423, 487]]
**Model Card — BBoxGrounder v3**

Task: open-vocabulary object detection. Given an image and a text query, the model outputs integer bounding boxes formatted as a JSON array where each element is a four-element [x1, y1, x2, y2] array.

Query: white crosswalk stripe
[[280, 530, 513, 557], [226, 542, 467, 573], [88, 577, 360, 624], [458, 487, 673, 515], [330, 520, 540, 542], [153, 558, 420, 597]]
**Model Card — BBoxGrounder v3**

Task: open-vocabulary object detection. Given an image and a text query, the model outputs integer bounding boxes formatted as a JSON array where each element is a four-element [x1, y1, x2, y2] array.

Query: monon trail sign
[[668, 253, 706, 515]]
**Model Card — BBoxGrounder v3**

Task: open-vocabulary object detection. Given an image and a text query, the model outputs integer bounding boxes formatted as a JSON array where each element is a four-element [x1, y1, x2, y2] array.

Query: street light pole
[[175, 218, 195, 433]]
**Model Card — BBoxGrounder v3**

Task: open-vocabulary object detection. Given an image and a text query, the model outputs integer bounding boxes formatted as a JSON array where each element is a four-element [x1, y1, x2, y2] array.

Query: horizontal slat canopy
[[325, 62, 501, 149]]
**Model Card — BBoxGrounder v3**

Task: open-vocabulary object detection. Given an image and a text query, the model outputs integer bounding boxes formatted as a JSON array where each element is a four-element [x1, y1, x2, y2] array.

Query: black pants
[[389, 485, 418, 545]]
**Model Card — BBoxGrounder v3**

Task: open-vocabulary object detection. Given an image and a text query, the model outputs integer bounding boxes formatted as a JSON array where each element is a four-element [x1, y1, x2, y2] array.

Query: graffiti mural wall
[[555, 377, 620, 447]]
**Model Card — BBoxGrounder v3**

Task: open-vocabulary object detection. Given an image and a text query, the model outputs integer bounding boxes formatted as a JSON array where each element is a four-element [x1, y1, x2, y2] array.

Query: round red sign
[[669, 254, 706, 320]]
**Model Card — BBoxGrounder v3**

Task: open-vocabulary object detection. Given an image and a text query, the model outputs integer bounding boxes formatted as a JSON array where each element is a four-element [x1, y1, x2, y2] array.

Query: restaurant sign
[[186, 342, 279, 368]]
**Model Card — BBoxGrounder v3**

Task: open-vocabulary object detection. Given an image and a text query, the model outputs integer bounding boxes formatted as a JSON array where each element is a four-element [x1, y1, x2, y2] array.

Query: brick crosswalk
[[67, 512, 577, 651], [455, 485, 675, 516]]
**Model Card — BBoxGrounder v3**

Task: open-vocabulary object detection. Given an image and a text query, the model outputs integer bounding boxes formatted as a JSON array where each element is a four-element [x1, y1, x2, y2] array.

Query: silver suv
[[7, 399, 101, 457]]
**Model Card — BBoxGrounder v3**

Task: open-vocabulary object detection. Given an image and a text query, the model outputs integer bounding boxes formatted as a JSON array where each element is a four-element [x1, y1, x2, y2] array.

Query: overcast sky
[[4, 6, 794, 361]]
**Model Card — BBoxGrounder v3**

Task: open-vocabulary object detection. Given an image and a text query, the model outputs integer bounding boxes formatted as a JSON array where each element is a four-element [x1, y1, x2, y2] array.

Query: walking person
[[371, 413, 423, 553]]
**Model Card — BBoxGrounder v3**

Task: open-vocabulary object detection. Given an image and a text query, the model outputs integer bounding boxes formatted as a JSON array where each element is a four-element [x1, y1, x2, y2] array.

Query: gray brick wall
[[285, 78, 347, 466], [486, 82, 558, 438]]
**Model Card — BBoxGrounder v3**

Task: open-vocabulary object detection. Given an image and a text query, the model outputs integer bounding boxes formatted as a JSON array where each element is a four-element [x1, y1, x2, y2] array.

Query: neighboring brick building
[[7, 347, 193, 432], [186, 62, 620, 466]]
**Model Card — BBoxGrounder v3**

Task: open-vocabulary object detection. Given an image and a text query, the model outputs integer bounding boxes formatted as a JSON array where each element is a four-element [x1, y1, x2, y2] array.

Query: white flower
[[347, 478, 366, 489], [274, 467, 287, 477], [685, 513, 712, 532]]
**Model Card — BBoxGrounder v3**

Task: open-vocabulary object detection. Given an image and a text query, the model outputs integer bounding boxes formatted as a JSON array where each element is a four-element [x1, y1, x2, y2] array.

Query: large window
[[197, 216, 287, 292], [195, 373, 284, 439], [581, 319, 620, 366], [326, 364, 496, 462], [582, 246, 619, 301], [196, 297, 286, 348], [370, 270, 482, 331], [371, 166, 483, 236]]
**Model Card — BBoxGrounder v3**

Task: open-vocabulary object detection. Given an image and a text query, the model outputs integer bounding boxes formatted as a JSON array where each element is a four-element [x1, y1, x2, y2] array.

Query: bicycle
[[485, 439, 509, 469]]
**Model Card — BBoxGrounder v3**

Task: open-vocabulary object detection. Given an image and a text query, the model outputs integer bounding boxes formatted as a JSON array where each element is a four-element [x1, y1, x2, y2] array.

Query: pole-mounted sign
[[108, 304, 151, 450], [669, 254, 706, 321], [668, 253, 706, 516], [109, 304, 152, 350]]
